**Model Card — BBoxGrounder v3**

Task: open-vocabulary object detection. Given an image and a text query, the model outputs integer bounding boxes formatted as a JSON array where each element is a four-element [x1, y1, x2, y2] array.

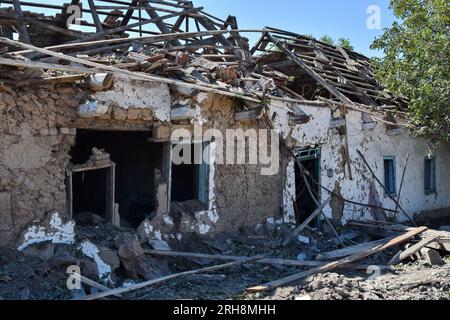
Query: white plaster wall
[[92, 79, 172, 121], [279, 104, 450, 223]]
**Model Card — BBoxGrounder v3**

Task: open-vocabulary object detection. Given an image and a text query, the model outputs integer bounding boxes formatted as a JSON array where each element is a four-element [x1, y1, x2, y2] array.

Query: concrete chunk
[[420, 248, 443, 266]]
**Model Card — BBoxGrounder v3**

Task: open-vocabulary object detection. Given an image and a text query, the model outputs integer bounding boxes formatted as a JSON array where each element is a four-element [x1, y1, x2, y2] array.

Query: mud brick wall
[[0, 85, 84, 246]]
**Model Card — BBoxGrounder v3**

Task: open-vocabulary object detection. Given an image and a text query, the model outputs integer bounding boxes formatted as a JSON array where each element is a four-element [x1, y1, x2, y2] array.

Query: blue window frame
[[384, 157, 396, 196], [424, 156, 436, 195]]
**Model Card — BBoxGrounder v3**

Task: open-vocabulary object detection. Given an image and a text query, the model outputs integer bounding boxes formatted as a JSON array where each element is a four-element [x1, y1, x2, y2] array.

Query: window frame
[[383, 156, 397, 197], [424, 156, 436, 195]]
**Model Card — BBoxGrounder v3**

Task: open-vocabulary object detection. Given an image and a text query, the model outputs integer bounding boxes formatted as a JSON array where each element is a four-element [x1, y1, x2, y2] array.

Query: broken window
[[384, 157, 397, 196], [424, 156, 436, 195], [171, 142, 209, 206], [69, 130, 163, 227]]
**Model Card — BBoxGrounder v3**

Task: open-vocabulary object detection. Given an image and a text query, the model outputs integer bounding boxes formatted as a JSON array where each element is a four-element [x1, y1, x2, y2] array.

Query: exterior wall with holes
[[271, 102, 450, 224]]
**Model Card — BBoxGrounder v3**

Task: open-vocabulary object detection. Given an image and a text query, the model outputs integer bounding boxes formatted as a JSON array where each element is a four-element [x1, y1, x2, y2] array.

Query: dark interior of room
[[72, 169, 108, 219], [171, 144, 199, 203], [295, 158, 320, 224], [70, 129, 162, 227]]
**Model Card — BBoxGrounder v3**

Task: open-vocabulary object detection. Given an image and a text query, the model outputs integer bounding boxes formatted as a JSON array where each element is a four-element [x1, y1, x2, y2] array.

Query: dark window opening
[[171, 143, 209, 206], [425, 157, 436, 195], [384, 157, 396, 196], [294, 148, 321, 225], [70, 129, 162, 227]]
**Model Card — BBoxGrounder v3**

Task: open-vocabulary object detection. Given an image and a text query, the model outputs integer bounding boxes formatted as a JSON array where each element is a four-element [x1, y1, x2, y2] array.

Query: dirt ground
[[0, 223, 449, 300]]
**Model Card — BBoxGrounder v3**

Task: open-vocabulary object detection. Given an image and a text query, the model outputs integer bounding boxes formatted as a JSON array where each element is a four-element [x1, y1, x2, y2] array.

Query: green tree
[[371, 0, 450, 142], [318, 35, 354, 50], [319, 35, 335, 46], [337, 38, 354, 50]]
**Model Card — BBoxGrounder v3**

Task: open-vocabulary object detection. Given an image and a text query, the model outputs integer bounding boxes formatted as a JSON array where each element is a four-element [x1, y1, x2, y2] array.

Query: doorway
[[294, 147, 321, 224]]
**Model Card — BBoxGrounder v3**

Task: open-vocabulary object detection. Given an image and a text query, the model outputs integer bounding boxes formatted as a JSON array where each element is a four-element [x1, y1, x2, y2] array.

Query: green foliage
[[337, 38, 354, 50], [371, 0, 450, 142], [319, 35, 335, 45], [316, 35, 354, 50]]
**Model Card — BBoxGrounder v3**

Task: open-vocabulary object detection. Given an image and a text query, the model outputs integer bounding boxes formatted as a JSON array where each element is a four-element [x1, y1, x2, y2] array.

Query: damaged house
[[0, 0, 449, 299]]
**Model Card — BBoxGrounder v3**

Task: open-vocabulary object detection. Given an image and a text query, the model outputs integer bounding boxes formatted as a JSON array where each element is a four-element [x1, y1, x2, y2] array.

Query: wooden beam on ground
[[78, 275, 122, 298], [389, 235, 440, 265], [11, 0, 30, 44], [145, 250, 392, 271], [356, 149, 417, 226], [77, 255, 264, 300], [282, 198, 331, 246], [317, 237, 397, 261], [247, 226, 428, 293]]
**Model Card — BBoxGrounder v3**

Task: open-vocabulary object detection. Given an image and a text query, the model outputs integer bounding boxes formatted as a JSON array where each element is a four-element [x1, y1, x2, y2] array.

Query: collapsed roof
[[0, 0, 407, 112]]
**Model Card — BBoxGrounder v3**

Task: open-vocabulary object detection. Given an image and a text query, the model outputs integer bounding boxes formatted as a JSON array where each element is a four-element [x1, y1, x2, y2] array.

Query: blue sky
[[2, 0, 396, 57], [193, 0, 395, 57]]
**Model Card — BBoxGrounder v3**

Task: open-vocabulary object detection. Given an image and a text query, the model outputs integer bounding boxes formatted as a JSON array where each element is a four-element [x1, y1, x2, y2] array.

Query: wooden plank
[[389, 235, 440, 265], [145, 250, 392, 271], [12, 0, 30, 44], [0, 57, 102, 74], [282, 198, 331, 246], [10, 29, 264, 55], [318, 237, 397, 260], [247, 226, 428, 292], [77, 255, 264, 300], [78, 275, 122, 298]]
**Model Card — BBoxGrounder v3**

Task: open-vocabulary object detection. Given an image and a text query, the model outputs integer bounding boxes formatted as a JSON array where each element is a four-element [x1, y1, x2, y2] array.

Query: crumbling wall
[[0, 78, 285, 247], [280, 103, 450, 224], [144, 90, 283, 240], [0, 85, 84, 246]]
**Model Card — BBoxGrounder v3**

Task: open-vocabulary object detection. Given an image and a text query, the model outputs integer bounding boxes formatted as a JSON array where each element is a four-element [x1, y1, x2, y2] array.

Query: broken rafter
[[87, 0, 105, 33], [9, 29, 264, 56], [283, 199, 331, 246], [265, 32, 353, 105], [0, 10, 86, 39], [0, 38, 263, 104], [76, 6, 202, 43], [141, 0, 182, 46]]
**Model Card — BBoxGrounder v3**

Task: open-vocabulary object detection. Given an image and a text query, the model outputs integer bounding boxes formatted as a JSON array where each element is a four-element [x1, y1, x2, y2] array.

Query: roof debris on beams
[[0, 0, 407, 117]]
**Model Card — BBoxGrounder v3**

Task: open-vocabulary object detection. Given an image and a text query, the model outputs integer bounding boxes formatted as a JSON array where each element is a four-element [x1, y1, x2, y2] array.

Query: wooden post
[[12, 0, 30, 44]]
